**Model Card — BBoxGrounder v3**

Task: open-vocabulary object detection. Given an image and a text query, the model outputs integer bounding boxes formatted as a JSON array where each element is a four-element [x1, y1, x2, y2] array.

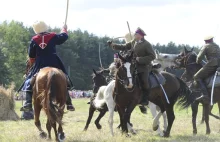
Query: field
[[0, 99, 219, 142]]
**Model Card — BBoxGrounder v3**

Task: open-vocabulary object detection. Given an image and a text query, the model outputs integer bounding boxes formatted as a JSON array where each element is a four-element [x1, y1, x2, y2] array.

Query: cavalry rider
[[194, 36, 220, 103], [108, 27, 156, 106], [20, 21, 75, 111]]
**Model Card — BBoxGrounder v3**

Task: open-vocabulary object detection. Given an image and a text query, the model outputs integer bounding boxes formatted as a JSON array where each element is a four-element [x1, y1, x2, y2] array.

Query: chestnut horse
[[32, 67, 67, 141]]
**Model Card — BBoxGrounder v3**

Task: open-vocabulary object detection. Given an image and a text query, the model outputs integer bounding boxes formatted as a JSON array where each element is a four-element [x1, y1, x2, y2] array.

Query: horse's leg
[[51, 122, 58, 141], [163, 105, 175, 137], [162, 112, 168, 132], [83, 104, 96, 131], [58, 123, 65, 142], [106, 100, 116, 136], [46, 119, 52, 139], [218, 102, 220, 116], [201, 106, 205, 124], [191, 102, 199, 135], [204, 104, 211, 134], [95, 109, 107, 129], [117, 106, 126, 134], [123, 102, 137, 136], [34, 102, 47, 139]]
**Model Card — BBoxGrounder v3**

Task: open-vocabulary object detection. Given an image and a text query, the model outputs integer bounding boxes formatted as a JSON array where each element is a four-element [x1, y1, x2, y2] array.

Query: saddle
[[148, 70, 166, 89], [205, 67, 220, 88]]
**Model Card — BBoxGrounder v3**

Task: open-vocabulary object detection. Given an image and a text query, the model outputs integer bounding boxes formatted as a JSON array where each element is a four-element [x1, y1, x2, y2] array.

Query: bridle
[[182, 52, 197, 67]]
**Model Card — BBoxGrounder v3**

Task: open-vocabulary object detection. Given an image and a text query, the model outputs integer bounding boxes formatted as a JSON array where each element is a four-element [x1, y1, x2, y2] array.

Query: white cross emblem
[[39, 36, 47, 49]]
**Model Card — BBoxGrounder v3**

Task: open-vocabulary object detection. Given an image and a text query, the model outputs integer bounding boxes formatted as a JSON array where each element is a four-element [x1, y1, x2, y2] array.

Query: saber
[[65, 0, 69, 25], [99, 43, 103, 68], [127, 21, 133, 42], [211, 71, 218, 105], [152, 72, 170, 104]]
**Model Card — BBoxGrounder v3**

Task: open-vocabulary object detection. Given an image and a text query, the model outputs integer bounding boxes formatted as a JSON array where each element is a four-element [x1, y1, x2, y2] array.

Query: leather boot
[[66, 92, 75, 111], [195, 80, 210, 104], [139, 105, 147, 114], [20, 92, 33, 111], [140, 90, 149, 106]]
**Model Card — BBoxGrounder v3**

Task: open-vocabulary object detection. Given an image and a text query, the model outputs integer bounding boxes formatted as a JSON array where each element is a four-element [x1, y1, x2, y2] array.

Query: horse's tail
[[44, 70, 63, 125], [176, 77, 194, 109], [93, 86, 106, 109]]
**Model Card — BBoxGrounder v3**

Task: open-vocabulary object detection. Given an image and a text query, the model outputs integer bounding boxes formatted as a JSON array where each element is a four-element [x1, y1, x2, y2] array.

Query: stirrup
[[20, 106, 33, 112]]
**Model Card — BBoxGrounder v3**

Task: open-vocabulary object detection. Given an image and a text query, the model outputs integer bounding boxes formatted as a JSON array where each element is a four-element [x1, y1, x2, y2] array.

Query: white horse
[[93, 75, 136, 136]]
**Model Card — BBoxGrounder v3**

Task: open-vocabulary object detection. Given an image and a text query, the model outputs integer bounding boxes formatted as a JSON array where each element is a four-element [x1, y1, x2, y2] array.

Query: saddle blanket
[[206, 72, 220, 88], [149, 72, 166, 89]]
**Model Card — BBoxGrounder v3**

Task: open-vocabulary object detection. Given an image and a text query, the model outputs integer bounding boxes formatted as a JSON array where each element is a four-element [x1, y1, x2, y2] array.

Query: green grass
[[0, 99, 219, 142]]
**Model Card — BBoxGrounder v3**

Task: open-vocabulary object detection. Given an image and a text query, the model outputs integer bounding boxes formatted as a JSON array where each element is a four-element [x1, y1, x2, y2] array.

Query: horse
[[83, 69, 108, 131], [175, 48, 220, 134], [84, 69, 135, 135], [105, 52, 193, 137], [32, 67, 67, 141], [155, 49, 220, 123], [107, 51, 180, 136]]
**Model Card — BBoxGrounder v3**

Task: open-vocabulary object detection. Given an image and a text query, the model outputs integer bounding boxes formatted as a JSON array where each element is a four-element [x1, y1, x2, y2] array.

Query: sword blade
[[211, 71, 218, 105], [65, 0, 69, 25]]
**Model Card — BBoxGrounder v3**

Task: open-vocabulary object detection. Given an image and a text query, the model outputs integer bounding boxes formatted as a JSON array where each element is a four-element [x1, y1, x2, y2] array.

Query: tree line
[[0, 21, 199, 90]]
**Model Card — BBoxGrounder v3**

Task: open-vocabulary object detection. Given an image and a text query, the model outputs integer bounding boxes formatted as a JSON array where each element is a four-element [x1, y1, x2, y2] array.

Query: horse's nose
[[126, 78, 133, 88]]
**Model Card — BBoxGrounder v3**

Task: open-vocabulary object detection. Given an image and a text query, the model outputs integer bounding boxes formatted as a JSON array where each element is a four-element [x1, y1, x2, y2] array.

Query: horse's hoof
[[96, 124, 102, 129], [131, 130, 137, 135], [125, 133, 131, 138], [39, 132, 47, 139], [163, 131, 170, 138], [193, 131, 197, 135], [58, 132, 65, 142], [206, 130, 211, 135], [153, 125, 159, 131], [128, 123, 133, 127]]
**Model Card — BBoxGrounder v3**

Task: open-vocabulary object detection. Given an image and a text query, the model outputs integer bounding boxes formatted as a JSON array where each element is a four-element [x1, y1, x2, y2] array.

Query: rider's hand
[[63, 24, 68, 30], [107, 40, 115, 47]]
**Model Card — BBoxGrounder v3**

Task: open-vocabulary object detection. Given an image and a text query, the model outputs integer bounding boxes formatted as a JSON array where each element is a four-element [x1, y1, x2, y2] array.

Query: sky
[[0, 0, 220, 46]]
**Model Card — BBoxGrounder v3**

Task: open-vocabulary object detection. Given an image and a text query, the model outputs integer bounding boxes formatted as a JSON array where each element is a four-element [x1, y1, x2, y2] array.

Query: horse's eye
[[164, 55, 168, 58]]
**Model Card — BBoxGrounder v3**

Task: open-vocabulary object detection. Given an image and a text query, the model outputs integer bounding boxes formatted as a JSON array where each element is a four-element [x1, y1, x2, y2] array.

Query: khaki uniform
[[194, 42, 220, 80], [113, 38, 156, 89]]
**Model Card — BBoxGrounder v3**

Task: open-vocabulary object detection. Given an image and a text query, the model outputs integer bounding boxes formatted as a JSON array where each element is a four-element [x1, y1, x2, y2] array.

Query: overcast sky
[[1, 0, 220, 46]]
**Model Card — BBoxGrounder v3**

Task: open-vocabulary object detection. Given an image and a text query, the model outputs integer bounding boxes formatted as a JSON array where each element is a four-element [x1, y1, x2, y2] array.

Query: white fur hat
[[32, 21, 48, 34], [124, 33, 134, 43], [204, 36, 214, 41]]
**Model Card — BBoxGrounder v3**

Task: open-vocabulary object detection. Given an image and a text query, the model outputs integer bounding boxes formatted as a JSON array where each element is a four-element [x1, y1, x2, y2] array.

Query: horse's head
[[176, 47, 201, 81], [154, 49, 181, 70], [116, 52, 134, 89], [92, 69, 107, 93]]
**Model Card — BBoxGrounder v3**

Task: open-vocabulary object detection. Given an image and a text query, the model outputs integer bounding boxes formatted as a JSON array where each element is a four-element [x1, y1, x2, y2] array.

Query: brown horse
[[32, 67, 67, 141], [115, 52, 193, 137], [176, 48, 220, 134]]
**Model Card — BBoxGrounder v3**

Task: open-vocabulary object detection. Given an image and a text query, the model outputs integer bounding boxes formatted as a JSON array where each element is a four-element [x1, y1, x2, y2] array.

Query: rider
[[194, 36, 220, 103], [108, 27, 156, 106], [20, 21, 75, 111]]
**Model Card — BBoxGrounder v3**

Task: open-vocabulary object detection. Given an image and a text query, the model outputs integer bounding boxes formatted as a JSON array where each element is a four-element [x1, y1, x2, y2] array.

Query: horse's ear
[[93, 69, 97, 75], [191, 47, 194, 52], [118, 52, 126, 62], [184, 46, 188, 53], [155, 49, 160, 55]]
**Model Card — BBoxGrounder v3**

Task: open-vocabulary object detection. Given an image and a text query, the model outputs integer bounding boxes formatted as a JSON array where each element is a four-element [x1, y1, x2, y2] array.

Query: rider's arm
[[197, 45, 206, 64], [55, 27, 68, 45], [28, 40, 37, 64], [112, 40, 134, 51], [136, 42, 156, 65]]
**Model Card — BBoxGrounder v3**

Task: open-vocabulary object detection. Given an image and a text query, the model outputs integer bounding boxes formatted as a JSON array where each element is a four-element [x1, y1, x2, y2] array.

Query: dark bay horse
[[176, 48, 220, 134], [32, 67, 67, 141], [84, 69, 108, 131], [115, 52, 193, 137]]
